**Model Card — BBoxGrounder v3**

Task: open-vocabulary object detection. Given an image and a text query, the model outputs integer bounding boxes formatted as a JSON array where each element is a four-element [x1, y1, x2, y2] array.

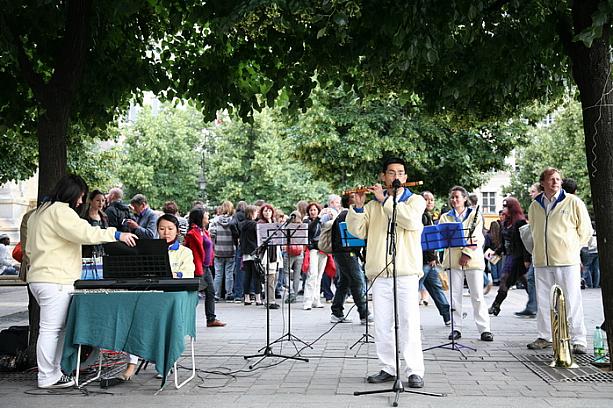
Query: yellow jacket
[[346, 190, 426, 280], [439, 207, 485, 270], [26, 202, 118, 285], [168, 244, 195, 278], [528, 191, 592, 267]]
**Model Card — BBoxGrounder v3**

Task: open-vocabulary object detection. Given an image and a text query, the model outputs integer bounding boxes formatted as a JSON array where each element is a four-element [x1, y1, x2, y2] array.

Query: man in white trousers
[[527, 167, 592, 354], [347, 157, 426, 389]]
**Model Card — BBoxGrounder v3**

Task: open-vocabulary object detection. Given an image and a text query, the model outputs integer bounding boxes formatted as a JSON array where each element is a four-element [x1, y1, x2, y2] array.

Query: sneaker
[[225, 296, 234, 301], [360, 313, 374, 325], [234, 298, 243, 303], [527, 338, 552, 350], [345, 296, 354, 304], [444, 319, 451, 326], [285, 294, 296, 304], [572, 344, 587, 355], [312, 302, 325, 308], [303, 304, 312, 310], [514, 309, 536, 318], [39, 374, 75, 389], [330, 314, 352, 323]]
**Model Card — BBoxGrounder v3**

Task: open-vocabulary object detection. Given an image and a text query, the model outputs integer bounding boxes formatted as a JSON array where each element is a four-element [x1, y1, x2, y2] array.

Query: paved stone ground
[[0, 284, 611, 407]]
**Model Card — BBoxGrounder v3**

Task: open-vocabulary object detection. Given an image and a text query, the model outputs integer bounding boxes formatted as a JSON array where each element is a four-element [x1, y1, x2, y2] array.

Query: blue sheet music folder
[[421, 222, 467, 250], [339, 222, 366, 248]]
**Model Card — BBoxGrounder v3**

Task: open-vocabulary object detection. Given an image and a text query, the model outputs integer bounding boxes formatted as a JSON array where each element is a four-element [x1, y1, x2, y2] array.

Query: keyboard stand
[[75, 338, 196, 391]]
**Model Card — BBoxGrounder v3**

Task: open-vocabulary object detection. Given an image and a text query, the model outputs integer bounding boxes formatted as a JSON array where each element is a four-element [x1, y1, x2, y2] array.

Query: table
[[60, 291, 198, 388]]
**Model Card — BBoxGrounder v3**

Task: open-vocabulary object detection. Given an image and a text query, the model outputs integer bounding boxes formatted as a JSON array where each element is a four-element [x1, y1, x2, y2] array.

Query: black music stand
[[354, 184, 444, 406], [336, 221, 374, 351], [421, 222, 476, 358], [268, 221, 311, 353], [243, 221, 309, 368]]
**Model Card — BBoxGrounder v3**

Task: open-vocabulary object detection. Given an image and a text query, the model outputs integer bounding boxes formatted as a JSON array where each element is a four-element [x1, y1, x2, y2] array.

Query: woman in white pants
[[26, 175, 136, 389], [303, 202, 328, 310], [438, 186, 493, 342]]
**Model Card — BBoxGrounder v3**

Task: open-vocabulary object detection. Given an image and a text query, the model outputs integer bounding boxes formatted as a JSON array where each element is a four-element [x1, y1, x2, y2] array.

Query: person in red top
[[185, 207, 225, 327]]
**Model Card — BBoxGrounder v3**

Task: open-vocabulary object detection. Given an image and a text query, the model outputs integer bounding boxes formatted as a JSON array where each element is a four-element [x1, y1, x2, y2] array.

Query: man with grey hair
[[126, 194, 158, 239], [105, 187, 132, 232]]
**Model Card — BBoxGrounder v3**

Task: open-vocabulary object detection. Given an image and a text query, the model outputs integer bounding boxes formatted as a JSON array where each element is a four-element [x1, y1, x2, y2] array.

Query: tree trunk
[[569, 1, 613, 370], [37, 103, 69, 198]]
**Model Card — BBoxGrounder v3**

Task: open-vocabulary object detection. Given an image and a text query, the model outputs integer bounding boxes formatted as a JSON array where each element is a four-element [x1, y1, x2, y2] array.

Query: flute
[[343, 181, 424, 195]]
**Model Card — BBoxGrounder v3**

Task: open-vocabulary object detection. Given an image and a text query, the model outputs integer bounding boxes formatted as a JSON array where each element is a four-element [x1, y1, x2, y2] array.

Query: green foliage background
[[507, 100, 591, 211]]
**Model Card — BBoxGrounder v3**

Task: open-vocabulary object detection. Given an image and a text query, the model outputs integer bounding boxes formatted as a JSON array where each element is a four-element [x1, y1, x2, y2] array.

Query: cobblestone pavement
[[0, 284, 611, 407]]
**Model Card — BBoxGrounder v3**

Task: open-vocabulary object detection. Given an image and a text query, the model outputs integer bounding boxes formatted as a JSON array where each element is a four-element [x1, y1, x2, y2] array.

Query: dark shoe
[[448, 330, 461, 340], [572, 344, 587, 355], [244, 301, 252, 306], [100, 376, 130, 388], [207, 319, 226, 327], [275, 293, 282, 299], [367, 370, 396, 384], [40, 374, 75, 389], [514, 309, 536, 318], [480, 331, 494, 342], [527, 338, 552, 350], [488, 304, 500, 316], [225, 296, 234, 301], [407, 374, 424, 388], [268, 303, 280, 309]]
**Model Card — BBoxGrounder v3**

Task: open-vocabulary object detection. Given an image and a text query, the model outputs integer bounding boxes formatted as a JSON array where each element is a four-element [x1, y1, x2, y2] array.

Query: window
[[482, 192, 497, 214]]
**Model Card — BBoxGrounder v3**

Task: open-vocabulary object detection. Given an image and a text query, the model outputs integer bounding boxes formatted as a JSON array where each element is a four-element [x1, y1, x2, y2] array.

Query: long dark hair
[[41, 174, 89, 211], [188, 207, 204, 230]]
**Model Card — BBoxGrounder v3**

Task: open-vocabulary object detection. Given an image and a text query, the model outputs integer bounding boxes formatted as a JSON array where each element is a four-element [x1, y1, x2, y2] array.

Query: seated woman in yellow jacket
[[113, 214, 194, 384]]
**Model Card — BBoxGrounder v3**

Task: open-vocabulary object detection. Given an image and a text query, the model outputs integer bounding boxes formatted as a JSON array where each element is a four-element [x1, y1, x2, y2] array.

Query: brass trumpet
[[343, 181, 424, 195], [549, 284, 578, 368]]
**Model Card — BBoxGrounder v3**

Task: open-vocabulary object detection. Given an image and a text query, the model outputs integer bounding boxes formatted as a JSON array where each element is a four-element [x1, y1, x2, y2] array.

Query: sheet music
[[256, 223, 309, 246]]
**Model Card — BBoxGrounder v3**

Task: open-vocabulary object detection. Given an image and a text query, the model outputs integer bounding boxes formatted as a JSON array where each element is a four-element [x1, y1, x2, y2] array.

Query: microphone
[[289, 213, 297, 221], [392, 179, 401, 189]]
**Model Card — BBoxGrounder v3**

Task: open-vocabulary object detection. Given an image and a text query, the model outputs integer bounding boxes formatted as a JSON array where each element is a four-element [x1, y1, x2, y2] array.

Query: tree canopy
[[508, 100, 590, 211]]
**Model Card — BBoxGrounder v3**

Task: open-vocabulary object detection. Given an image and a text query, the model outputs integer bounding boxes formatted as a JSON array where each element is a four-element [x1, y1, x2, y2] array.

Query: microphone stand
[[354, 180, 444, 406], [244, 217, 308, 369]]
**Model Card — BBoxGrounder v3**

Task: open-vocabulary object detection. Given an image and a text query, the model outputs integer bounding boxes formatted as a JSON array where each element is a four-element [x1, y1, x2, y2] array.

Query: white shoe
[[313, 302, 324, 308], [360, 313, 374, 325], [303, 304, 312, 310], [330, 314, 352, 323]]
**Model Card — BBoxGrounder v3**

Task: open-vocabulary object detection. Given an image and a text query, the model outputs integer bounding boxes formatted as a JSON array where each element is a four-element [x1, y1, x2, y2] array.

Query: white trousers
[[29, 283, 73, 387], [372, 275, 424, 378], [535, 265, 587, 346], [449, 268, 490, 334], [303, 250, 327, 308]]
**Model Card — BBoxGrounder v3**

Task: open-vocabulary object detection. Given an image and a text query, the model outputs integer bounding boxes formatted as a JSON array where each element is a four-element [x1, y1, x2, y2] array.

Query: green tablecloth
[[61, 291, 198, 383]]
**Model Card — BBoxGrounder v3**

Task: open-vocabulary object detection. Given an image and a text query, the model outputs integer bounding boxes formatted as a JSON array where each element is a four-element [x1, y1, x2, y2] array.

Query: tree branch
[[0, 12, 46, 101]]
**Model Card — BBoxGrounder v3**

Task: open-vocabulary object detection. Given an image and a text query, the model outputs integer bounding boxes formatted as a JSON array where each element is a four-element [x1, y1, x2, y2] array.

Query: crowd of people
[[15, 160, 599, 390]]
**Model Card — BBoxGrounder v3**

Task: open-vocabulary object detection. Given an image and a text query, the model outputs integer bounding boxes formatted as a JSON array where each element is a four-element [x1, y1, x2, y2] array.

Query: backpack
[[317, 220, 335, 254]]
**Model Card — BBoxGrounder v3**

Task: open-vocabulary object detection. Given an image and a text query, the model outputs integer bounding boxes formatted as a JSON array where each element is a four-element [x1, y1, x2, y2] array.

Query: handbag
[[437, 267, 449, 291], [518, 224, 533, 254]]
